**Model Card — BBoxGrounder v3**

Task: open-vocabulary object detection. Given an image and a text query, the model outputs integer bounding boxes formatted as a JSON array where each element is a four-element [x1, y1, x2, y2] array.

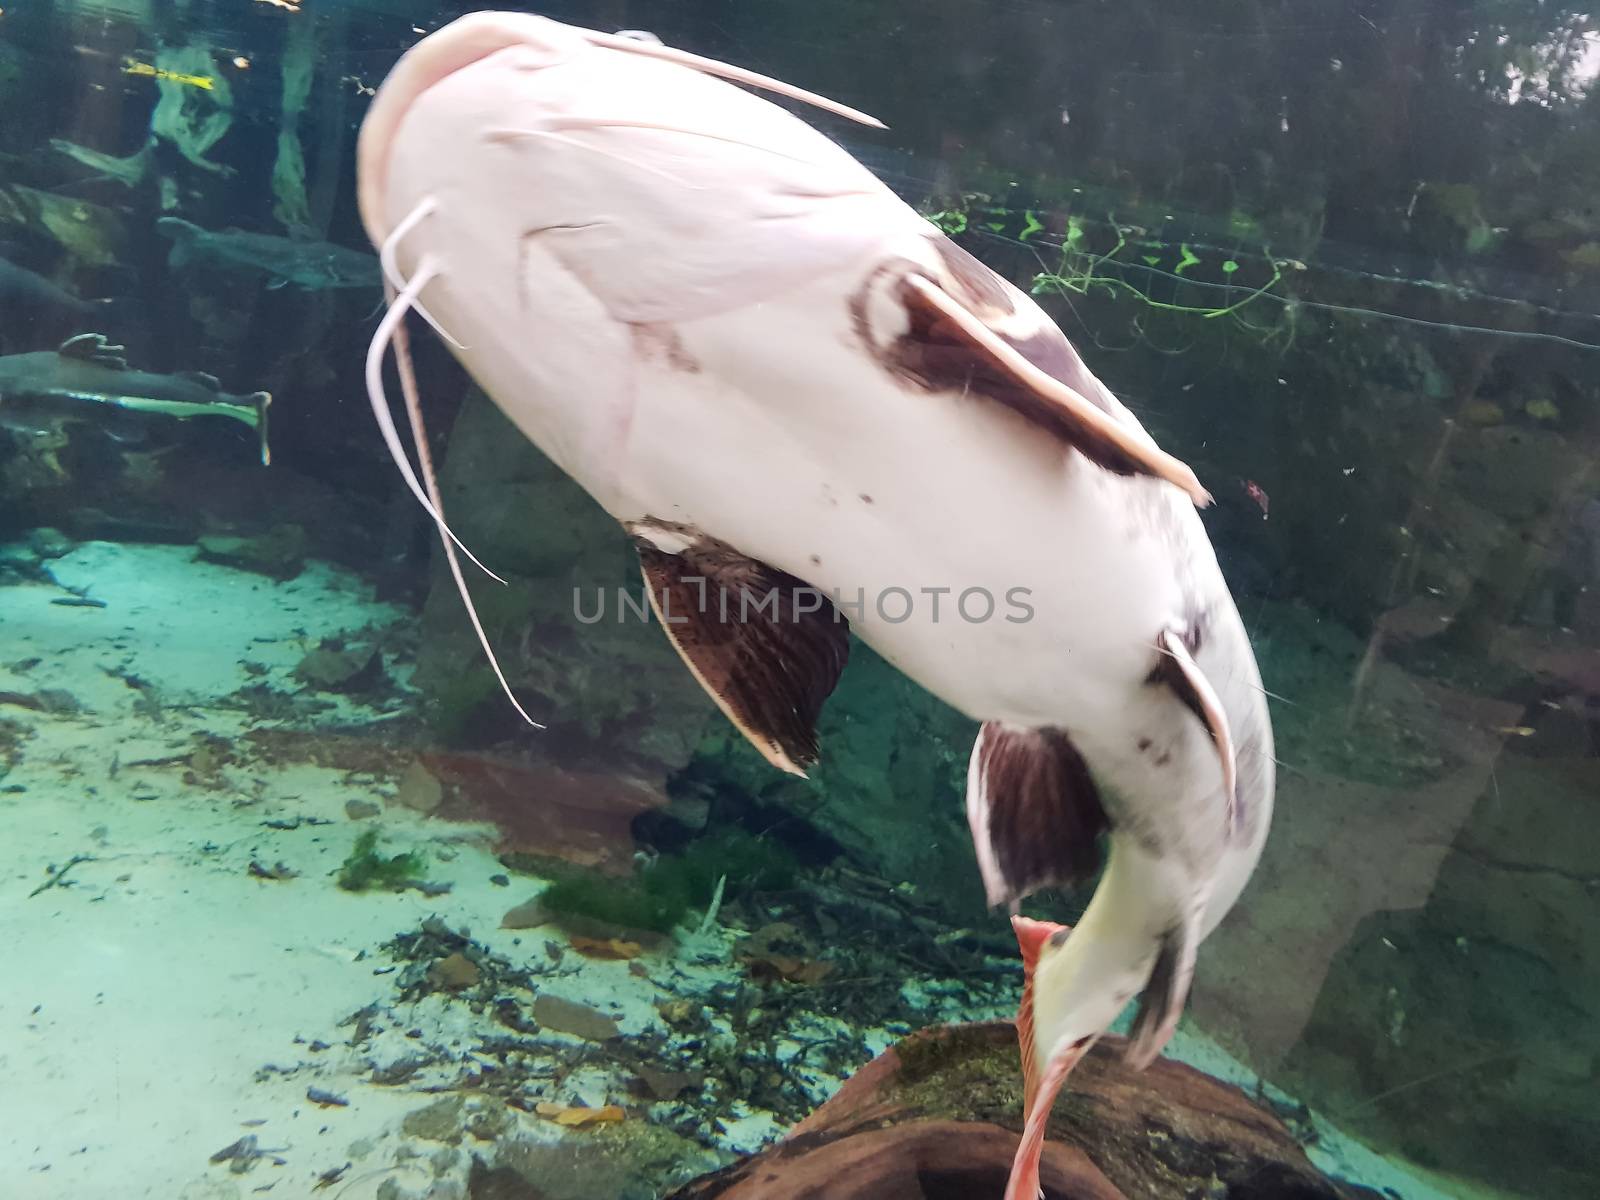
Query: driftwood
[[668, 1022, 1377, 1200]]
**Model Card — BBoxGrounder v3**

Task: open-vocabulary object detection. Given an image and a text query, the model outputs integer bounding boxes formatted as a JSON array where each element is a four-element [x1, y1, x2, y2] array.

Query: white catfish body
[[359, 15, 1274, 1194], [363, 13, 1208, 723]]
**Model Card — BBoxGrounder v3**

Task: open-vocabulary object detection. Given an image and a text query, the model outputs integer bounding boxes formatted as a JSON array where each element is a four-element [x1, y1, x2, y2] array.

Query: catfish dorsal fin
[[58, 332, 128, 369]]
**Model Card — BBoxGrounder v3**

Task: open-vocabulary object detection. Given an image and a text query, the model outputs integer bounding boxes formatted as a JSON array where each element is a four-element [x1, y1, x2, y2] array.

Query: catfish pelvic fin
[[632, 521, 849, 777], [967, 722, 1110, 910], [1151, 628, 1239, 834], [897, 271, 1211, 506]]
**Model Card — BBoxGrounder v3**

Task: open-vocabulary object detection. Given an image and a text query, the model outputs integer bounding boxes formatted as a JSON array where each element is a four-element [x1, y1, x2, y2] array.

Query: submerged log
[[669, 1022, 1375, 1200]]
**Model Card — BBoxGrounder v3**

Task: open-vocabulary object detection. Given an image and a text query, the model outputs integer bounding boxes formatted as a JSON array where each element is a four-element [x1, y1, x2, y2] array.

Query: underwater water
[[2, 1, 1598, 1198]]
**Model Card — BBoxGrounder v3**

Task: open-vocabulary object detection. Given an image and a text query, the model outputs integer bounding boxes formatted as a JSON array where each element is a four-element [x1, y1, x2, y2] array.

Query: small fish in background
[[0, 253, 118, 354], [0, 256, 100, 321], [0, 333, 270, 464], [121, 57, 214, 90], [156, 217, 380, 291], [1244, 478, 1270, 519]]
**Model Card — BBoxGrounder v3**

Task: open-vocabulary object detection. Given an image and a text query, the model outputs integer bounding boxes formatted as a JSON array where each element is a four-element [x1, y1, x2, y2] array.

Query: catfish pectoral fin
[[633, 521, 849, 777], [899, 271, 1211, 506]]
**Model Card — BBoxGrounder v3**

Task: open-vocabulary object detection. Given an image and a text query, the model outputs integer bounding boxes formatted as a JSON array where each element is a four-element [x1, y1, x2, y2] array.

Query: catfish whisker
[[380, 197, 467, 349], [391, 298, 543, 729], [366, 262, 505, 584], [1250, 681, 1297, 706]]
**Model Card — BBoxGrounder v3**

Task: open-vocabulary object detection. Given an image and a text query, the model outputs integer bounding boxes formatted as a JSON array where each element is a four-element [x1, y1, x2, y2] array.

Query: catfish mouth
[[355, 10, 883, 255]]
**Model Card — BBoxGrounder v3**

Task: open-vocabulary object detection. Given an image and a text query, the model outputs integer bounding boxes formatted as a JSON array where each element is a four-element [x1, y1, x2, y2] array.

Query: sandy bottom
[[0, 543, 1479, 1200]]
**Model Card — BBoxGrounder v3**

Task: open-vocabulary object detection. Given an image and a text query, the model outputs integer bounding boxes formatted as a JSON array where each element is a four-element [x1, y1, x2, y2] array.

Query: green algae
[[537, 828, 798, 935], [337, 828, 425, 892]]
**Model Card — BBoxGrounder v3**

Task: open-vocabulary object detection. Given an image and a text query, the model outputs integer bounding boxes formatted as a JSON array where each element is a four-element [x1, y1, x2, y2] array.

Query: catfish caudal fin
[[1004, 1034, 1098, 1200], [968, 724, 1110, 910], [250, 392, 271, 466], [155, 216, 200, 271], [1007, 918, 1096, 1200], [1011, 915, 1067, 1116]]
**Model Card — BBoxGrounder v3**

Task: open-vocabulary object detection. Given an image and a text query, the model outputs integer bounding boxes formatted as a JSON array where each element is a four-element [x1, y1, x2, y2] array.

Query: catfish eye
[[613, 29, 664, 46]]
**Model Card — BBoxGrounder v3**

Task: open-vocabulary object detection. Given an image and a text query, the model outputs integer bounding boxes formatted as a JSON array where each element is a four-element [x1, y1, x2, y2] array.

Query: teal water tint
[[1, 2, 1596, 1199]]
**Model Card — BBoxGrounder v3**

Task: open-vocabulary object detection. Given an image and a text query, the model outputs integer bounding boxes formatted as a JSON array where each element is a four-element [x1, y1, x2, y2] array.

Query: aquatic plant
[[538, 828, 798, 935], [538, 869, 689, 934], [1027, 213, 1292, 339], [918, 194, 1300, 353], [336, 828, 425, 892]]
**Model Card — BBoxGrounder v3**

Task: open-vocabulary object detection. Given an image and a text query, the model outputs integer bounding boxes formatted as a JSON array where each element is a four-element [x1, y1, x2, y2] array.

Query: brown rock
[[401, 1095, 465, 1144], [394, 761, 444, 814], [569, 935, 643, 960], [532, 994, 618, 1042], [293, 641, 381, 691], [500, 897, 551, 930], [420, 751, 664, 873], [671, 1120, 1118, 1200], [430, 952, 481, 990], [633, 1064, 703, 1102]]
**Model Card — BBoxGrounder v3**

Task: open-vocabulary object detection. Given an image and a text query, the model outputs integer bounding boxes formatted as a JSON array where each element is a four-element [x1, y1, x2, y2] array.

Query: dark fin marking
[[967, 722, 1110, 909], [894, 272, 1211, 505], [1150, 628, 1239, 833], [635, 527, 849, 777], [1125, 913, 1200, 1071]]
